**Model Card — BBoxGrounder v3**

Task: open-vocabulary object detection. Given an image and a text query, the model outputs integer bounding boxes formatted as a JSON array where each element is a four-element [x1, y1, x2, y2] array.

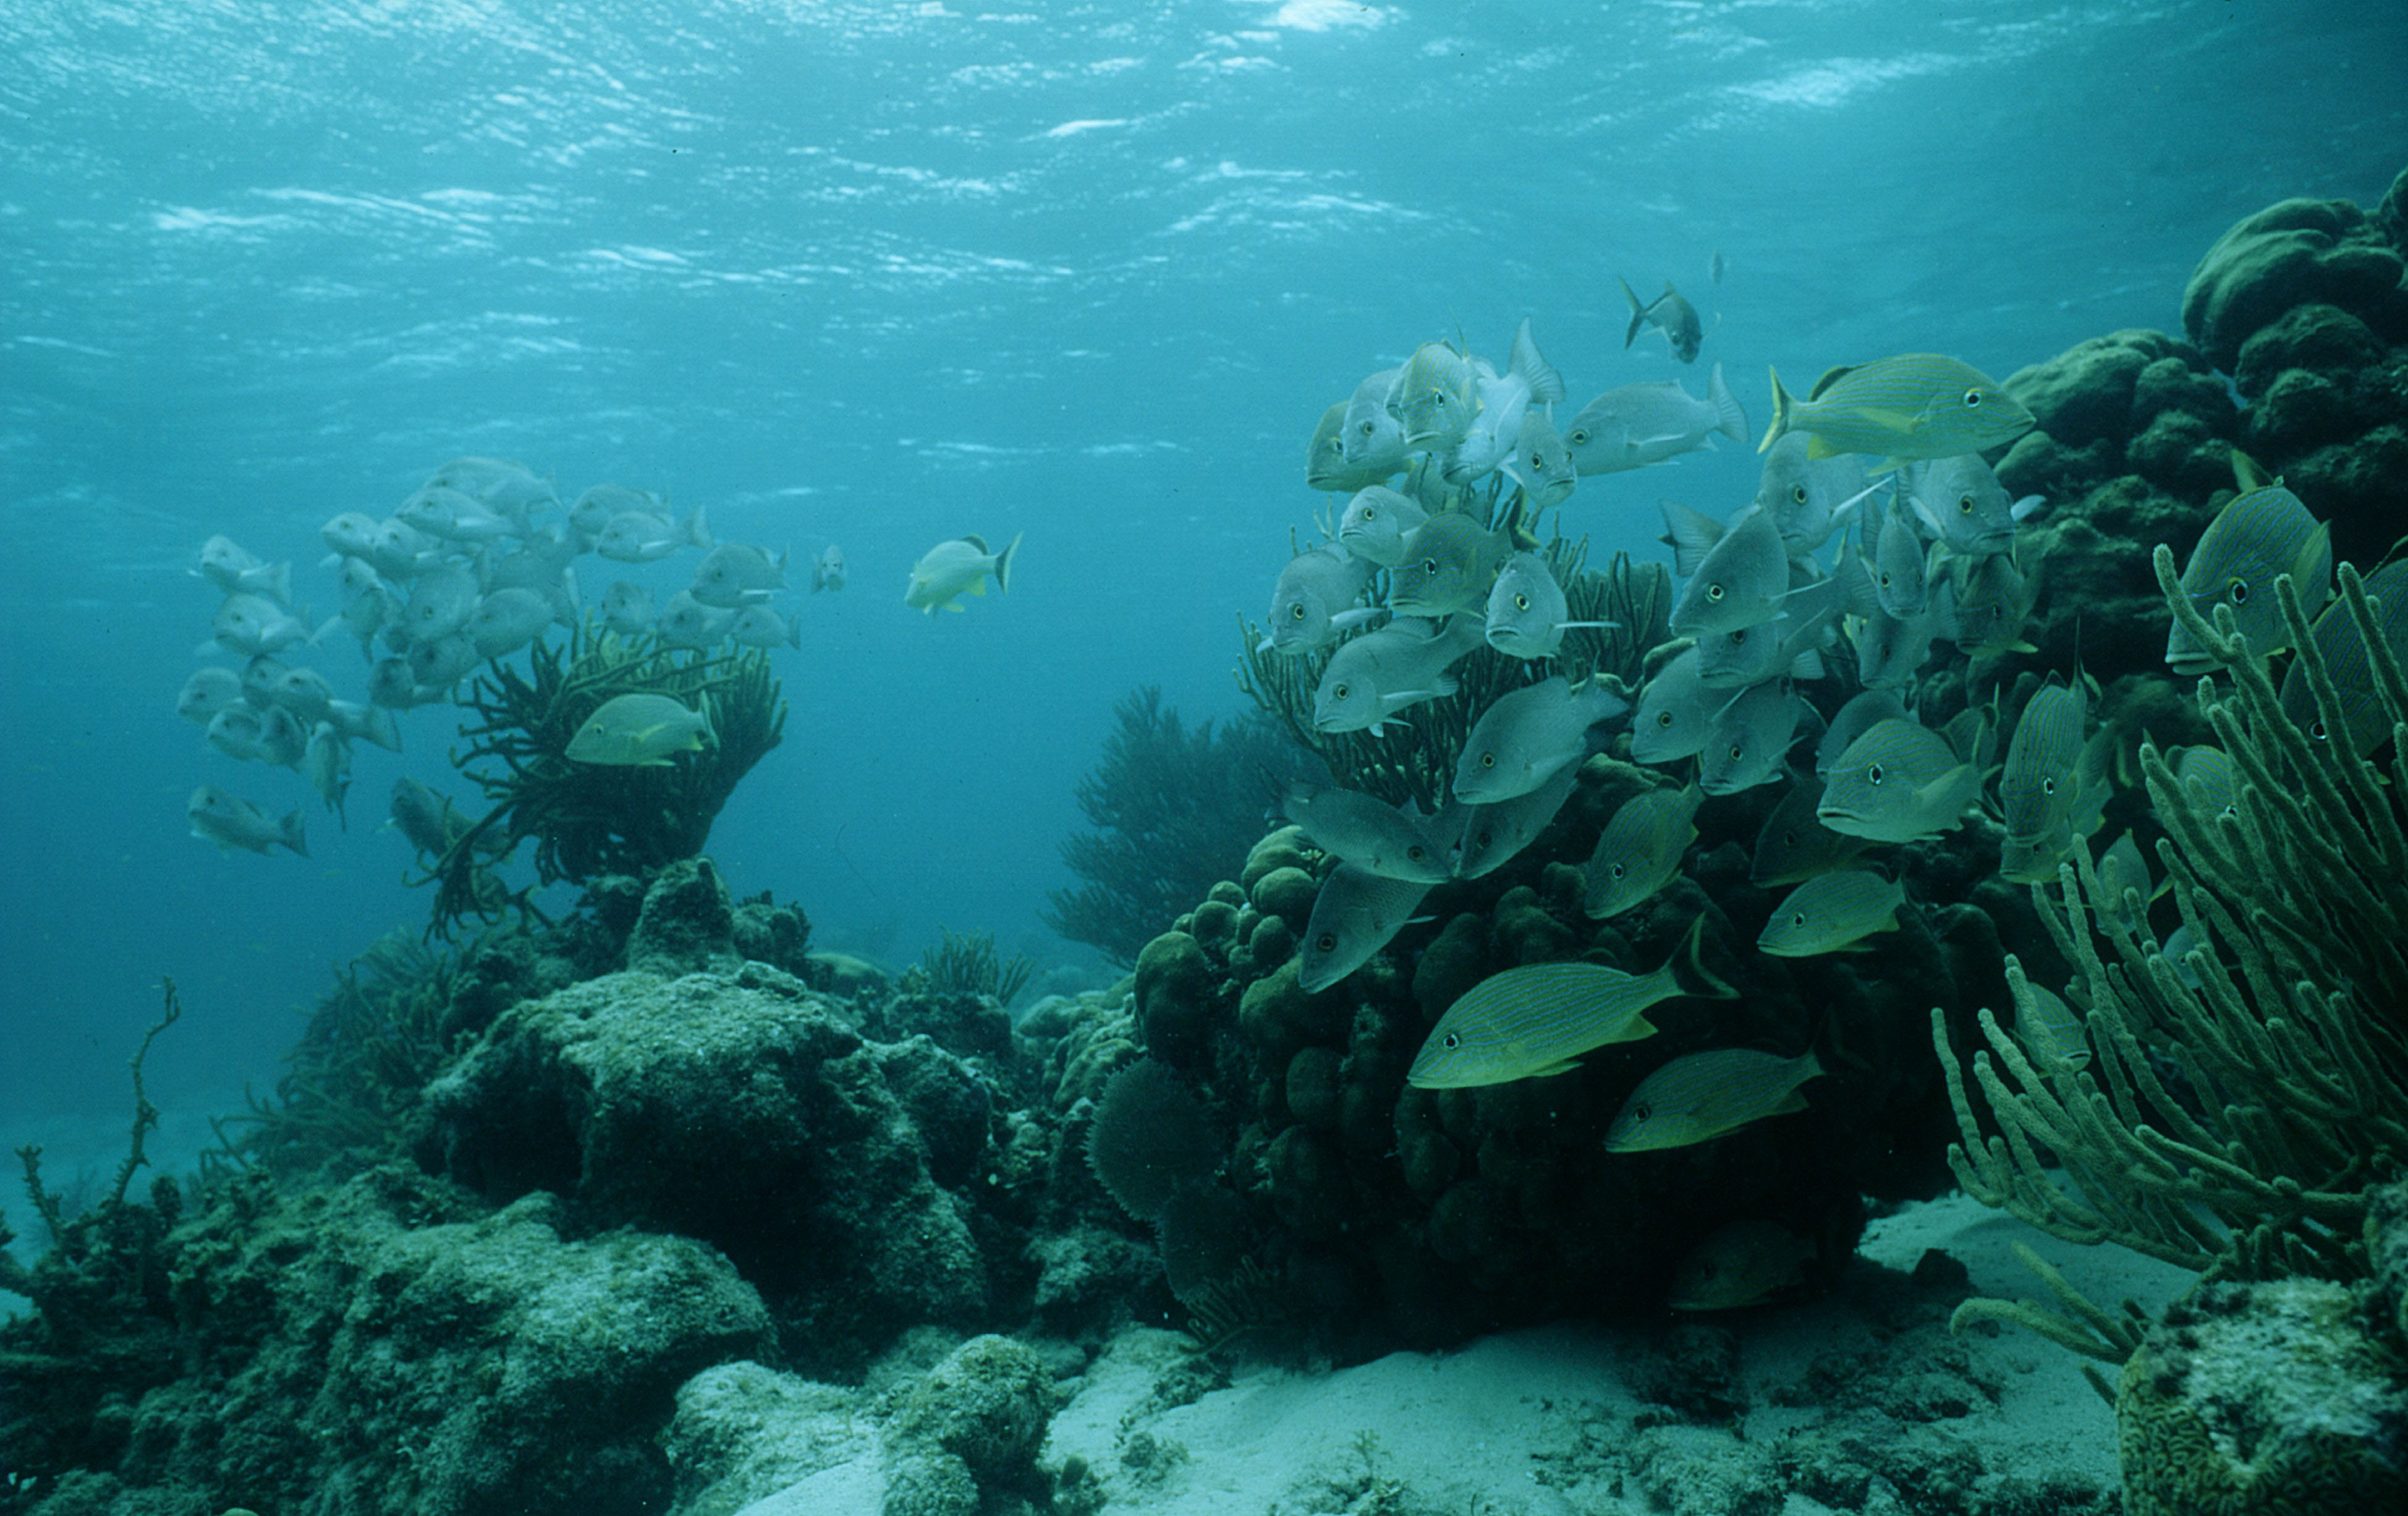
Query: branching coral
[[1235, 534, 1669, 811], [427, 621, 786, 934], [1935, 548, 2408, 1301], [918, 928, 1035, 1007], [1043, 687, 1311, 964], [218, 931, 472, 1180]]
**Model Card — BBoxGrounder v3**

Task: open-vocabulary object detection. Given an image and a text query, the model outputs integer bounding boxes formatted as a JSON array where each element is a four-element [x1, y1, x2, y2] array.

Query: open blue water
[[2, 1, 2401, 1150]]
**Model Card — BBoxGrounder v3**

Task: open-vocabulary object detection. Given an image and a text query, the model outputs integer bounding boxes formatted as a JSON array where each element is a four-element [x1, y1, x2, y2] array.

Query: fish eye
[[1315, 933, 1338, 953], [1790, 484, 1808, 505], [1609, 863, 1627, 880], [1289, 603, 1307, 620], [1729, 744, 1744, 760], [2229, 579, 2250, 605], [1422, 558, 1440, 574], [1475, 829, 1493, 847], [1363, 506, 1380, 521], [1530, 452, 1546, 469], [1569, 428, 1591, 447], [1706, 582, 1726, 602], [1957, 493, 1977, 514], [1867, 762, 1885, 785], [1332, 683, 1350, 699], [1632, 1101, 1653, 1122], [1407, 845, 1427, 861], [1655, 710, 1674, 728], [2041, 777, 2056, 795], [1443, 1032, 1462, 1050], [1963, 389, 1983, 408], [2310, 719, 2330, 741], [1877, 570, 1893, 587], [1479, 752, 1497, 769], [1792, 912, 1807, 928], [1513, 593, 1532, 611]]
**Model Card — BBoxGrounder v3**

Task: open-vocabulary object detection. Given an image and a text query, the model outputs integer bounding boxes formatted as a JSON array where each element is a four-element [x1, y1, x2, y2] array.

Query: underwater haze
[[1, 0, 2401, 1143]]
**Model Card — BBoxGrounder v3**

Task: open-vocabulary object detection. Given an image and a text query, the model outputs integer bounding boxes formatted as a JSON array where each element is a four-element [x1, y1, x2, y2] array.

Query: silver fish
[[386, 776, 477, 857], [1297, 864, 1433, 993], [571, 484, 663, 541], [1866, 487, 1931, 619], [1854, 580, 1958, 690], [1669, 505, 1790, 637], [1483, 551, 1611, 661], [320, 512, 382, 561], [303, 722, 352, 827], [1336, 486, 1429, 569], [812, 545, 847, 593], [1453, 757, 1583, 879], [422, 456, 555, 516], [466, 587, 556, 660], [1393, 341, 1481, 451], [1508, 411, 1579, 509], [1698, 681, 1812, 796], [365, 518, 444, 579], [1262, 542, 1377, 656], [1753, 433, 1875, 558], [209, 592, 310, 658], [1563, 364, 1748, 476], [1443, 318, 1567, 486], [1951, 542, 2041, 658], [659, 589, 736, 649], [1619, 276, 1703, 364], [1695, 598, 1836, 689], [1312, 615, 1484, 735], [601, 581, 657, 636], [326, 698, 402, 754], [1281, 783, 1451, 884], [263, 665, 336, 724], [408, 632, 480, 691], [402, 564, 481, 645], [1307, 400, 1409, 493], [398, 485, 517, 543], [690, 543, 789, 609], [197, 535, 290, 604], [1454, 675, 1627, 804], [1582, 782, 1703, 919], [729, 604, 801, 650], [1901, 453, 2027, 557], [597, 505, 712, 564], [367, 656, 441, 710], [1339, 365, 1407, 466], [176, 667, 246, 726], [1630, 645, 1731, 765], [187, 785, 307, 857]]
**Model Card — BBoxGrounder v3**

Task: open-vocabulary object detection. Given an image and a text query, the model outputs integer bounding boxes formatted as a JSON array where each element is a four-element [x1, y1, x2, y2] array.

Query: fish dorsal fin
[[1658, 500, 1725, 579], [1508, 317, 1566, 406], [1807, 364, 1857, 401], [961, 534, 990, 554]]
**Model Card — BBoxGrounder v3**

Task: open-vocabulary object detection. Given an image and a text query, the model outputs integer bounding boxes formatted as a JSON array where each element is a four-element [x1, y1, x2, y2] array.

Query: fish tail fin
[[994, 532, 1023, 594], [264, 561, 294, 606], [1759, 366, 1792, 453], [685, 503, 713, 553], [1618, 275, 1645, 349], [1709, 362, 1749, 445], [1509, 317, 1566, 406], [281, 809, 310, 859], [1679, 914, 1740, 1000]]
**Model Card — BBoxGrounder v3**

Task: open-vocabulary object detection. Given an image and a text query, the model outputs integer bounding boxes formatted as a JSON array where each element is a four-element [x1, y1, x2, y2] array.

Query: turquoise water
[[1, 0, 2401, 1133]]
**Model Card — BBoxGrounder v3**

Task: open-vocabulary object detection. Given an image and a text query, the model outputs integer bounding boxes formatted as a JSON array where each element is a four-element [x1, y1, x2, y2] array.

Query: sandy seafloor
[[736, 1191, 2192, 1515]]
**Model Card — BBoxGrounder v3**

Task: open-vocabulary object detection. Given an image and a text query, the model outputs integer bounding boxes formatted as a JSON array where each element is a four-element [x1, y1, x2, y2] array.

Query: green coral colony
[[9, 175, 2408, 1514]]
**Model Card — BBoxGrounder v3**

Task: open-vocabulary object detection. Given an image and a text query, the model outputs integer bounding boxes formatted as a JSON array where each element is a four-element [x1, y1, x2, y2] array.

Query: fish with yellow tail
[[1758, 354, 2032, 461], [1407, 918, 1734, 1089], [564, 693, 711, 767], [905, 532, 1021, 615]]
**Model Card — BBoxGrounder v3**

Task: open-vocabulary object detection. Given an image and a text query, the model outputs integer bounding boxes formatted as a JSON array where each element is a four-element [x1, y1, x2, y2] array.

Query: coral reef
[[431, 621, 786, 934], [1042, 686, 1312, 965]]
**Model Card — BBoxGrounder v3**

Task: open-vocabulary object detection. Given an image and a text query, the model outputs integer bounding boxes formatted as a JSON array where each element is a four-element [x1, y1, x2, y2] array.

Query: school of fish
[[179, 457, 839, 864]]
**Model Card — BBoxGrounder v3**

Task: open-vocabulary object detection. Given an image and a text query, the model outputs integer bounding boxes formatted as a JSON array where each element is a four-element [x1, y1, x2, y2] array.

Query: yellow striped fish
[[1750, 778, 1871, 887], [1817, 718, 1980, 843], [2165, 485, 2331, 674], [1582, 783, 1704, 920], [1755, 871, 1904, 956], [2011, 975, 2092, 1073], [1605, 1047, 1825, 1152], [1407, 918, 1733, 1088], [1998, 677, 2110, 885], [2278, 558, 2408, 754], [1758, 354, 2033, 461]]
